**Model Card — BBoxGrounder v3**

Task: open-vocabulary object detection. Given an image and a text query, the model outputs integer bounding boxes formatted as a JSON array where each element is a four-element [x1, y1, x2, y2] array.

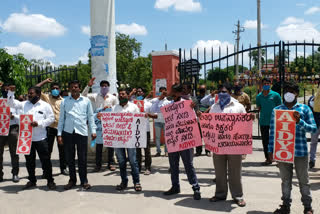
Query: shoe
[[209, 196, 226, 202], [134, 183, 142, 192], [12, 175, 20, 183], [163, 186, 180, 195], [47, 182, 57, 190], [64, 181, 76, 190], [144, 169, 151, 175], [155, 152, 161, 157], [273, 204, 290, 214], [23, 181, 36, 190], [108, 165, 116, 171], [61, 169, 69, 175], [116, 182, 128, 191], [82, 183, 91, 190], [165, 152, 168, 157], [309, 161, 315, 169], [234, 198, 246, 207], [193, 188, 201, 200], [92, 167, 101, 173], [304, 208, 314, 214], [261, 160, 272, 166]]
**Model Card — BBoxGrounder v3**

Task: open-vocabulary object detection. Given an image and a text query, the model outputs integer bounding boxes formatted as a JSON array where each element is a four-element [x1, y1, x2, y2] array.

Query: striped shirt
[[268, 102, 317, 157]]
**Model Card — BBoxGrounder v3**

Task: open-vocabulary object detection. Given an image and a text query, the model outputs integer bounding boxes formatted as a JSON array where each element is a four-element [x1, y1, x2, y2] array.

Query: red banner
[[16, 115, 33, 155], [134, 100, 144, 112], [0, 99, 10, 136], [273, 110, 296, 163]]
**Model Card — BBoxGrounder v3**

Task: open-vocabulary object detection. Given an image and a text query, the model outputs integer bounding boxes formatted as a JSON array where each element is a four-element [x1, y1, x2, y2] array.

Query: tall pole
[[257, 0, 262, 76], [233, 20, 244, 80]]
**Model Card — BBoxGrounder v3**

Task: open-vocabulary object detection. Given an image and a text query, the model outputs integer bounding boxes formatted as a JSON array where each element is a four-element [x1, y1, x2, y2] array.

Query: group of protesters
[[0, 76, 318, 214]]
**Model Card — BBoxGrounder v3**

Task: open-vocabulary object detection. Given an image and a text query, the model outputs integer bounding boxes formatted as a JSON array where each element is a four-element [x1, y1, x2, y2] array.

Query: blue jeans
[[310, 127, 320, 162], [155, 122, 167, 153], [277, 156, 312, 209], [115, 148, 140, 185], [168, 148, 199, 190]]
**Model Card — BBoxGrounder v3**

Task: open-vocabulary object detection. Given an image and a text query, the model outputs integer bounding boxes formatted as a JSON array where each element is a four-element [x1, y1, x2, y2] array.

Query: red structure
[[151, 51, 180, 95]]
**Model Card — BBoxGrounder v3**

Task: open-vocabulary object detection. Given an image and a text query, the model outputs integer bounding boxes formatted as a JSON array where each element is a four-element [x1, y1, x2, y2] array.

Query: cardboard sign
[[160, 100, 202, 153], [273, 110, 296, 163], [134, 100, 144, 112], [16, 115, 33, 155], [200, 113, 253, 154], [101, 112, 147, 148], [0, 99, 10, 136]]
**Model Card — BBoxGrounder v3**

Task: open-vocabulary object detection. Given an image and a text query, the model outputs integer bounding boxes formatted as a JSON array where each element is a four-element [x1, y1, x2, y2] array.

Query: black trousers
[[0, 125, 19, 177], [196, 123, 210, 155], [260, 125, 270, 160], [136, 132, 152, 171], [47, 127, 66, 171], [25, 139, 54, 183], [95, 144, 115, 168], [63, 131, 88, 185]]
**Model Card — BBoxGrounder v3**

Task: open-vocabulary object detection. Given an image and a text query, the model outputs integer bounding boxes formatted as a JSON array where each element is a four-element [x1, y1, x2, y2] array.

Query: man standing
[[82, 77, 117, 172], [256, 78, 282, 165], [268, 82, 316, 214], [36, 78, 68, 175], [58, 80, 96, 190], [163, 83, 201, 200], [7, 86, 56, 190], [103, 88, 141, 191], [150, 87, 170, 156], [232, 81, 251, 112], [208, 83, 247, 207], [0, 83, 20, 183]]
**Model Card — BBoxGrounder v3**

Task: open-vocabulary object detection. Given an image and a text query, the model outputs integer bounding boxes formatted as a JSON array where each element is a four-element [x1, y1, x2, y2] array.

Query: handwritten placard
[[273, 110, 296, 163], [101, 112, 146, 148], [16, 115, 33, 155], [160, 100, 202, 153], [200, 113, 253, 154], [0, 99, 10, 136]]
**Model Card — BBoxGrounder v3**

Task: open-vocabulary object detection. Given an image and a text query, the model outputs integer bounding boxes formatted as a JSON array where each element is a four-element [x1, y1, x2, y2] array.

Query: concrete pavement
[[0, 139, 319, 214]]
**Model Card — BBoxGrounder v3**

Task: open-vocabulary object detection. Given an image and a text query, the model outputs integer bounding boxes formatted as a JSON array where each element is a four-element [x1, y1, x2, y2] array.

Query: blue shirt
[[268, 103, 317, 157], [57, 95, 96, 136]]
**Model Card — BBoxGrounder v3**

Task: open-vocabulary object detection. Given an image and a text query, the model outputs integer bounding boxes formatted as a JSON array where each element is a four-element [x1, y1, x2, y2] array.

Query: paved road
[[0, 139, 319, 214]]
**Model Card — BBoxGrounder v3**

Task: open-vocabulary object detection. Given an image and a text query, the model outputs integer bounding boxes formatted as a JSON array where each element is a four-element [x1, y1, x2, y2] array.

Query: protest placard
[[273, 110, 296, 163], [200, 113, 253, 154], [16, 115, 33, 155], [160, 100, 202, 153], [101, 112, 147, 148], [0, 99, 10, 136], [134, 100, 144, 112]]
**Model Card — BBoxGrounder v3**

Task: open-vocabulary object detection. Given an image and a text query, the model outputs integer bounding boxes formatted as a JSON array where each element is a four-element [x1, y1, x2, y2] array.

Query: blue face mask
[[218, 92, 231, 110], [51, 89, 60, 97], [262, 85, 270, 91], [137, 96, 144, 100]]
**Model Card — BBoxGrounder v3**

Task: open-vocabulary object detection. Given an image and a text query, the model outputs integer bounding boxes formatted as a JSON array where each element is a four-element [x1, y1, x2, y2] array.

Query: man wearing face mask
[[268, 82, 317, 214], [232, 81, 251, 112], [7, 86, 56, 190], [256, 78, 282, 165], [36, 78, 68, 176], [163, 83, 201, 200], [208, 83, 247, 207], [1, 83, 9, 98], [82, 77, 117, 172]]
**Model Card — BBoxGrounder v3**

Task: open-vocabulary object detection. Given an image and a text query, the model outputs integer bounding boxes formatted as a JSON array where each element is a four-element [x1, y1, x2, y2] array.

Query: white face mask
[[284, 92, 296, 103]]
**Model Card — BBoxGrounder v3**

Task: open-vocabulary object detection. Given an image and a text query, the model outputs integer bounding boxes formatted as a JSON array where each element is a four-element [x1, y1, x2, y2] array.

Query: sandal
[[116, 182, 127, 191], [134, 183, 142, 192], [209, 196, 226, 202], [109, 165, 116, 171], [234, 198, 246, 207]]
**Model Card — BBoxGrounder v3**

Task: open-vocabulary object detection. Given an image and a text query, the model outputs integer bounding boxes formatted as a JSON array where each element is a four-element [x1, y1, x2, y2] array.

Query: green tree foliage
[[207, 65, 248, 84], [0, 48, 29, 95], [248, 49, 266, 68]]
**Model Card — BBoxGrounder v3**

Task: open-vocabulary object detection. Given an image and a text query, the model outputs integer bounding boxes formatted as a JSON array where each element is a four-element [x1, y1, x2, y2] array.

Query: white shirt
[[113, 101, 140, 113], [209, 97, 246, 114], [82, 85, 118, 111], [144, 99, 152, 132], [150, 97, 171, 123], [10, 107, 21, 126], [7, 91, 55, 141]]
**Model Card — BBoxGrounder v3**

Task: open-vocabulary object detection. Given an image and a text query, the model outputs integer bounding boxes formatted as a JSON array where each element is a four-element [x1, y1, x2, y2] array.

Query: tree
[[207, 65, 248, 84], [0, 48, 29, 95], [248, 49, 265, 67]]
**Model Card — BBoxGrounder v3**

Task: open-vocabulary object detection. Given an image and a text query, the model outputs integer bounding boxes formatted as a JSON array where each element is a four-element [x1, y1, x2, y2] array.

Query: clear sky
[[1, 0, 320, 66]]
